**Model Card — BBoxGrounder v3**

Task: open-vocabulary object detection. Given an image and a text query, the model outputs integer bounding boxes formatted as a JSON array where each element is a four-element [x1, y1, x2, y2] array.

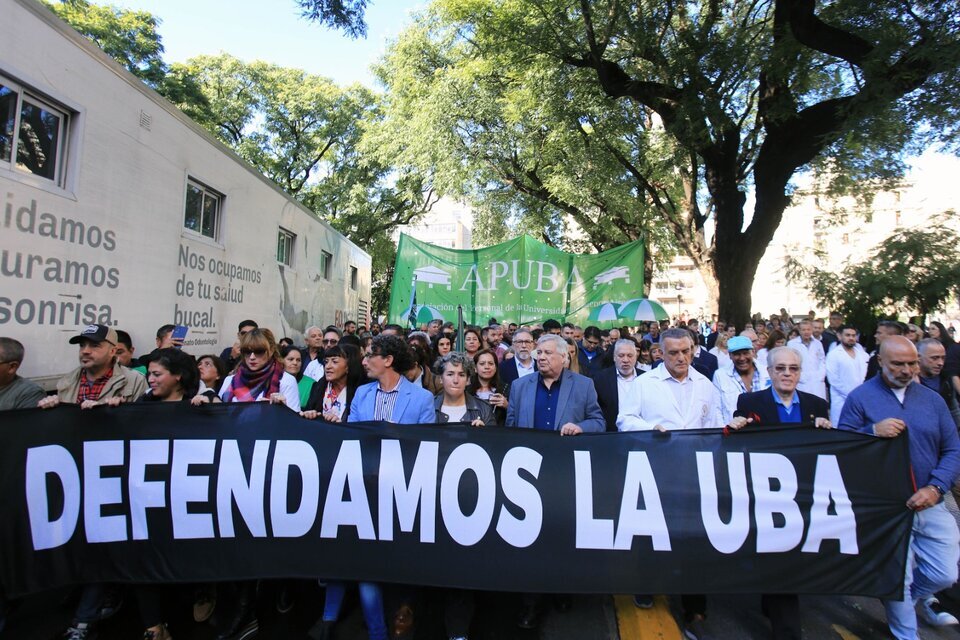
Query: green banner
[[388, 234, 652, 328]]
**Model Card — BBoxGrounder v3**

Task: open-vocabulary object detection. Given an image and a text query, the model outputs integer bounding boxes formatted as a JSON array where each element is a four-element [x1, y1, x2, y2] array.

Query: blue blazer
[[505, 369, 605, 432], [348, 376, 436, 424]]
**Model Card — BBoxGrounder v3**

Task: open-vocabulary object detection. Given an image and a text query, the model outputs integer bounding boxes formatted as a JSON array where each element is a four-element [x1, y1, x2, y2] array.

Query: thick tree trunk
[[714, 251, 760, 331]]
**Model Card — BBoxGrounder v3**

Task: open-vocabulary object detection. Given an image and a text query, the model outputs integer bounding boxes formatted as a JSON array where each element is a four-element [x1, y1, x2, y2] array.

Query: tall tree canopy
[[294, 0, 370, 38], [786, 220, 960, 327], [164, 54, 437, 313], [49, 0, 433, 316], [373, 0, 960, 326]]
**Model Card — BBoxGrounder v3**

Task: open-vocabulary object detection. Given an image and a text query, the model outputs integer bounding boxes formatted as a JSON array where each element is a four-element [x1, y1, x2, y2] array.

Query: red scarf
[[223, 359, 283, 403]]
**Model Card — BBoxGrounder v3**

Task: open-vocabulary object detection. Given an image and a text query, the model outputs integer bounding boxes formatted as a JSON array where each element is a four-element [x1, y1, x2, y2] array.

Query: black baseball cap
[[69, 324, 118, 346]]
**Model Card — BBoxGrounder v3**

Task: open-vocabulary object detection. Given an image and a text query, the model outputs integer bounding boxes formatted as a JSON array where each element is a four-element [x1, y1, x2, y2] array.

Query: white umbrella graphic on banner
[[588, 302, 621, 323], [403, 305, 445, 325], [617, 298, 670, 322]]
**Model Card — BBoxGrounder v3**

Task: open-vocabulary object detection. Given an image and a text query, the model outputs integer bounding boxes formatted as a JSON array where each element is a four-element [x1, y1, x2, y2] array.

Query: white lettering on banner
[[457, 261, 567, 293], [129, 440, 169, 541], [535, 261, 560, 292], [271, 440, 320, 537], [574, 451, 670, 551], [802, 455, 858, 554], [171, 440, 217, 539], [613, 451, 670, 551], [217, 440, 269, 537], [440, 443, 497, 546], [751, 453, 805, 553], [378, 440, 439, 543], [21, 439, 860, 555], [321, 440, 376, 540], [697, 451, 750, 554], [83, 440, 127, 543], [25, 445, 80, 550], [496, 447, 543, 548]]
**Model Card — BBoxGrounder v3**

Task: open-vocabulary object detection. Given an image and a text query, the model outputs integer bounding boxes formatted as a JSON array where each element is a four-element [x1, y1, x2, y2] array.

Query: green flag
[[388, 234, 645, 327]]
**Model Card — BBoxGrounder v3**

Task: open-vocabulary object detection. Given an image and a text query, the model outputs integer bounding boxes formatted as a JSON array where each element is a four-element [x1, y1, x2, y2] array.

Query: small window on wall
[[277, 228, 296, 266], [0, 74, 70, 185], [350, 266, 358, 290], [184, 179, 222, 240], [320, 250, 333, 280]]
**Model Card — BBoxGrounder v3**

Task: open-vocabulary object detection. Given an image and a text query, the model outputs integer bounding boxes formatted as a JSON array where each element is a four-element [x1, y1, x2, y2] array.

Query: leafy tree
[[43, 0, 166, 85], [169, 54, 436, 316], [372, 19, 681, 295], [374, 0, 960, 327], [43, 0, 210, 119], [786, 220, 960, 327], [294, 0, 370, 38]]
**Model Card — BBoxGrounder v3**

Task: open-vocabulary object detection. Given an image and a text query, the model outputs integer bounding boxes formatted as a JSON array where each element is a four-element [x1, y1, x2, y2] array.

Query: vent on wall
[[139, 110, 152, 130]]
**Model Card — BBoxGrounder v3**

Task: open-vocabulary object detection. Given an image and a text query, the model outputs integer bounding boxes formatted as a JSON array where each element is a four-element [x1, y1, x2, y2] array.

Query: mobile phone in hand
[[172, 325, 189, 347]]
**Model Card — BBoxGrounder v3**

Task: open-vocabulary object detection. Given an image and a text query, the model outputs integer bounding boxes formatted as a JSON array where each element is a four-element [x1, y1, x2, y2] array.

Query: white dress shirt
[[617, 365, 723, 431]]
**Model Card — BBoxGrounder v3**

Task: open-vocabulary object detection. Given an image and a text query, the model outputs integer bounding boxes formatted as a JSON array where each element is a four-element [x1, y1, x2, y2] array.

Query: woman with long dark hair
[[468, 349, 508, 426], [929, 321, 957, 349], [301, 344, 364, 422]]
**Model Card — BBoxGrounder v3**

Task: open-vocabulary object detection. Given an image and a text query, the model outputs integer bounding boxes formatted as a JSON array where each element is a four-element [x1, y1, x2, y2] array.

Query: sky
[[112, 0, 426, 87]]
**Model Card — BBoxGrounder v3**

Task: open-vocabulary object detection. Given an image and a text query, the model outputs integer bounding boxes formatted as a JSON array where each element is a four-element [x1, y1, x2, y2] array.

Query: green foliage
[[786, 218, 960, 325], [170, 54, 435, 316], [43, 0, 168, 86], [294, 0, 369, 39], [377, 0, 960, 321], [373, 14, 682, 267], [50, 0, 430, 318]]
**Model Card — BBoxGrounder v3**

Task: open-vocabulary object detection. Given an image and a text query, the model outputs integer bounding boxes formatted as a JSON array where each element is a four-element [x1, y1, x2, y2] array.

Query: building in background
[[395, 197, 473, 249], [652, 154, 960, 323]]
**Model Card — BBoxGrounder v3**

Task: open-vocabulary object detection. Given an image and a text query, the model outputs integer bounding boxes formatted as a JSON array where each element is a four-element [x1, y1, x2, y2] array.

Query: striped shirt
[[373, 377, 403, 421]]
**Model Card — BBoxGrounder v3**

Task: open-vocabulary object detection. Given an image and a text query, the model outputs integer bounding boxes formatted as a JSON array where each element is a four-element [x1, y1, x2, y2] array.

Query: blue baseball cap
[[727, 336, 754, 353]]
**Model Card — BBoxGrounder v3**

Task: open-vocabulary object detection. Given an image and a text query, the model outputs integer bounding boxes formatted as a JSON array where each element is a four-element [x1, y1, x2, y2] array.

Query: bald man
[[839, 336, 960, 637]]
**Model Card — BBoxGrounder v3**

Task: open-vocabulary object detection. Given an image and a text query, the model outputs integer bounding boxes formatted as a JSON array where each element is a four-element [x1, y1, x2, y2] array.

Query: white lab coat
[[787, 337, 827, 400], [617, 364, 724, 431]]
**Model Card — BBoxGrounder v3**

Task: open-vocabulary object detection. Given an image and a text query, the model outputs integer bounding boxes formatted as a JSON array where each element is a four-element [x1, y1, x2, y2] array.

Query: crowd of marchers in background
[[1, 308, 960, 640]]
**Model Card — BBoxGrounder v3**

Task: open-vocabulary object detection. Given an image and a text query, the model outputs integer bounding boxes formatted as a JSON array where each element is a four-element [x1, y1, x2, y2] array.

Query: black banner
[[0, 403, 912, 598]]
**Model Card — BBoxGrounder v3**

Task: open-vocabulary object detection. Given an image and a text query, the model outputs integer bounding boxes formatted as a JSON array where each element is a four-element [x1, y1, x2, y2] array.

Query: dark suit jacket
[[499, 357, 537, 385], [303, 378, 357, 421], [576, 344, 607, 379], [593, 366, 644, 432], [734, 388, 829, 425], [692, 348, 719, 381]]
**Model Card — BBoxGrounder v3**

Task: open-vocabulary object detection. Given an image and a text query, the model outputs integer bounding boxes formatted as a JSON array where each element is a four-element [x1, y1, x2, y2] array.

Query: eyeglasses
[[241, 348, 267, 357], [772, 365, 801, 373], [322, 339, 339, 344], [513, 339, 533, 345]]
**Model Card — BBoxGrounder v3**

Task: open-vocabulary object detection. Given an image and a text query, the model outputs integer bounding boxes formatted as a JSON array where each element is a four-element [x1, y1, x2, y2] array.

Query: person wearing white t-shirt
[[825, 325, 869, 424]]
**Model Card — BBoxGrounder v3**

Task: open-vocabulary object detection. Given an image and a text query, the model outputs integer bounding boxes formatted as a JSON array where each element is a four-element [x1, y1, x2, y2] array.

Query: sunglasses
[[322, 339, 339, 344], [241, 348, 268, 357]]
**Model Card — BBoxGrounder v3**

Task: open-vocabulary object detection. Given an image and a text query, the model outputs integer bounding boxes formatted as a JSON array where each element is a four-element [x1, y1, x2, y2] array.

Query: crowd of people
[[1, 309, 960, 640]]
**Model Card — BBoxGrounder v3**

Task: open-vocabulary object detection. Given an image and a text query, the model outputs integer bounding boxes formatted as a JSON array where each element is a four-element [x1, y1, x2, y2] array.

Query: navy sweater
[[839, 375, 960, 494]]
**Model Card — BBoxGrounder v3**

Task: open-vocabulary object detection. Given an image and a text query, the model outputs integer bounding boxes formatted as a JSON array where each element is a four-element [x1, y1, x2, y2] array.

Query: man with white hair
[[594, 338, 644, 431], [505, 333, 604, 435]]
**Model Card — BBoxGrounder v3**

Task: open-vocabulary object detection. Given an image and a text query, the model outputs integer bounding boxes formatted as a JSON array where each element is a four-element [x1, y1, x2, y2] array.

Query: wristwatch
[[928, 484, 945, 497]]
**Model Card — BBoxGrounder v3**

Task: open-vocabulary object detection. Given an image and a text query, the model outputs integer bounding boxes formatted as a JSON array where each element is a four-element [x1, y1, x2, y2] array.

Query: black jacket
[[734, 388, 829, 425], [593, 365, 644, 432], [433, 392, 496, 426], [303, 378, 357, 421], [499, 357, 536, 385]]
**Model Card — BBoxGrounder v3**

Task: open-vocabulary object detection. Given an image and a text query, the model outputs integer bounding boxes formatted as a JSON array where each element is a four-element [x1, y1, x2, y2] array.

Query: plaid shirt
[[76, 367, 114, 403]]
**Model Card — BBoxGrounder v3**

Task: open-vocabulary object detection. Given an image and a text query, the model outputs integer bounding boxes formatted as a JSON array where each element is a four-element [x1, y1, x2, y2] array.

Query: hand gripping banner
[[0, 403, 912, 598]]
